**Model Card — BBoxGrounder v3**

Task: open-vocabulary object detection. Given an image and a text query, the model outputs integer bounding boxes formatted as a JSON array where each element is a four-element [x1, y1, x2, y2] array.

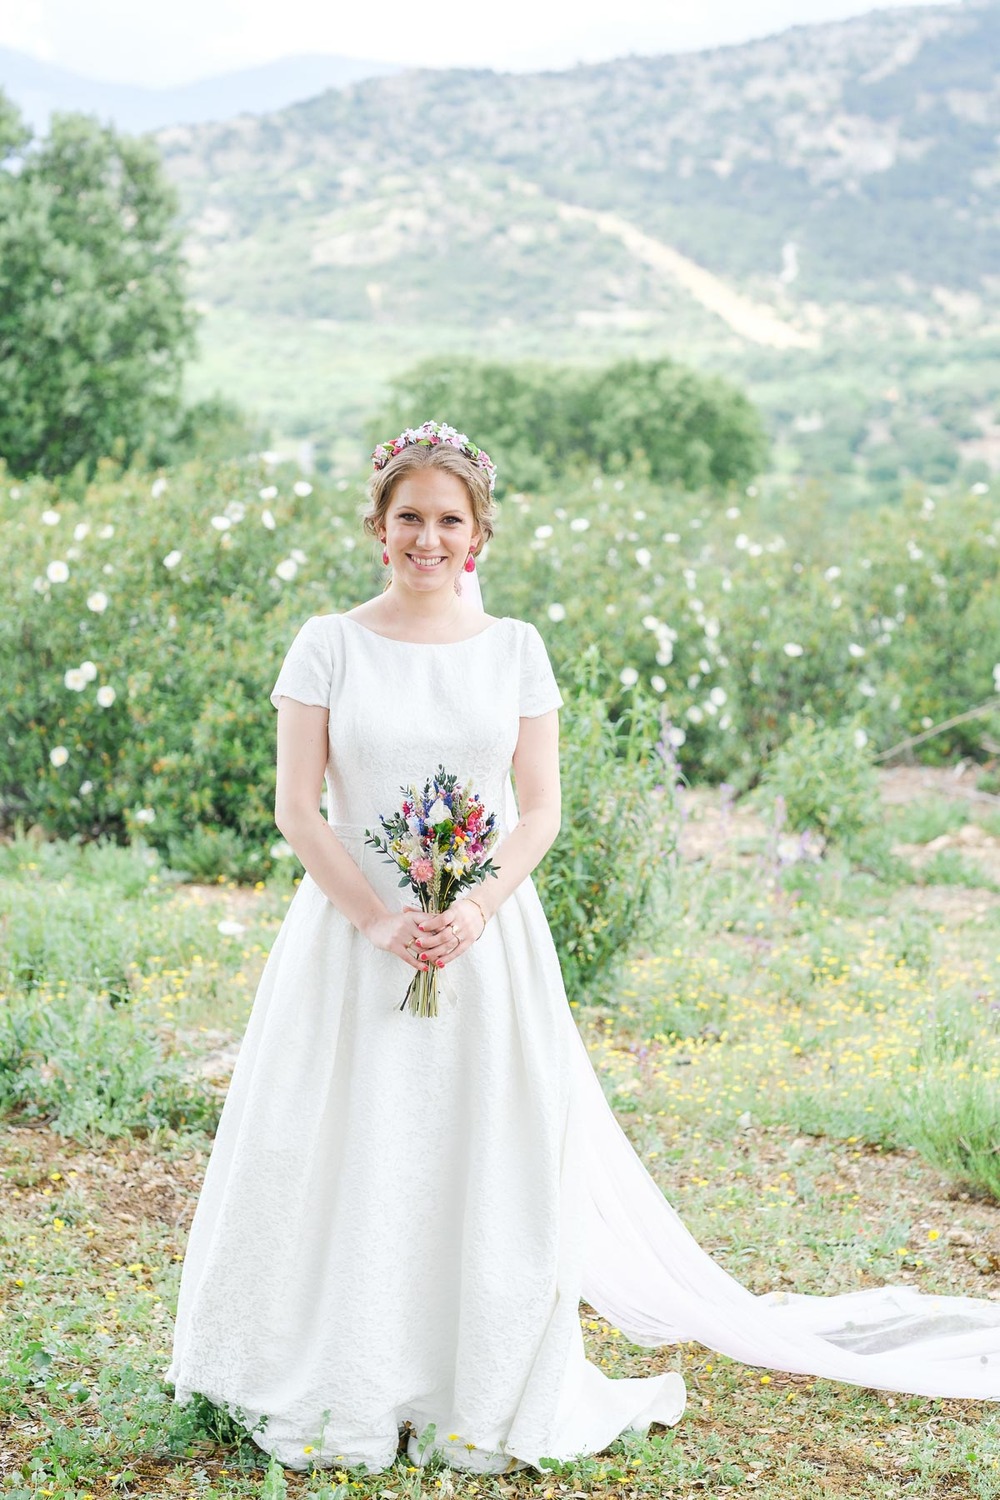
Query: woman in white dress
[[165, 422, 1000, 1478]]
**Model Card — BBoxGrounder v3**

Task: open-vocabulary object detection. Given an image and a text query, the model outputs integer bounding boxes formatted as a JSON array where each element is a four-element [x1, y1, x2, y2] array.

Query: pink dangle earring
[[464, 550, 476, 572], [382, 540, 389, 565]]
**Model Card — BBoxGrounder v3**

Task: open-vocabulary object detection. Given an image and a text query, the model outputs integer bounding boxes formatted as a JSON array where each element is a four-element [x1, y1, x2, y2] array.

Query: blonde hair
[[360, 442, 498, 552]]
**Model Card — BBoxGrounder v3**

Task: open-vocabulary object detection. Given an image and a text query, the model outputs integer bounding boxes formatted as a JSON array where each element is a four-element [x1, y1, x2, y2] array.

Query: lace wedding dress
[[164, 612, 1000, 1476]]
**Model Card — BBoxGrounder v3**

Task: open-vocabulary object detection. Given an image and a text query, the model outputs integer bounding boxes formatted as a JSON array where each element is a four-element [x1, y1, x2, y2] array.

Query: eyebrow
[[392, 504, 468, 515]]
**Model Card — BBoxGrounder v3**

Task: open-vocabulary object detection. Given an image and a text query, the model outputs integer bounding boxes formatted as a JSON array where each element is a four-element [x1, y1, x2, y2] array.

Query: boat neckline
[[338, 614, 510, 646]]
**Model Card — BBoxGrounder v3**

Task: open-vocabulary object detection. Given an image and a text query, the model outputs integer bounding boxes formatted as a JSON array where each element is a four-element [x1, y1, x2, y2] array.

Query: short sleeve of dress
[[269, 616, 333, 710], [519, 621, 564, 717]]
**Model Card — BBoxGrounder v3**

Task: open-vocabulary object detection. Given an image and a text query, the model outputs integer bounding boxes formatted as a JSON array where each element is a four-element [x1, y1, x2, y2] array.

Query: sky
[[1, 0, 959, 86]]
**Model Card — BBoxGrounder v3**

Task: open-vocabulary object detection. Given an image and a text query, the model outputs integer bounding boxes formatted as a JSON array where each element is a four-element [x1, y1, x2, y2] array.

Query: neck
[[382, 580, 465, 626]]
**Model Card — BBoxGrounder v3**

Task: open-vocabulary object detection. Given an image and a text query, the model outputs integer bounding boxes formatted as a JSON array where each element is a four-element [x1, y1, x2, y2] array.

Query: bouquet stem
[[400, 961, 440, 1018]]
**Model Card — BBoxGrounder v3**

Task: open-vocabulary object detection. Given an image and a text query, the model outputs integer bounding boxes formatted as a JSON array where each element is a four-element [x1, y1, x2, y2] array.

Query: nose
[[416, 517, 443, 548]]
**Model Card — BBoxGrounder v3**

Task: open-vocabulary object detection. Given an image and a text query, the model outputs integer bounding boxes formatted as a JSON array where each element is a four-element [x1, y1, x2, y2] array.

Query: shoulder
[[505, 615, 541, 636], [507, 616, 550, 649]]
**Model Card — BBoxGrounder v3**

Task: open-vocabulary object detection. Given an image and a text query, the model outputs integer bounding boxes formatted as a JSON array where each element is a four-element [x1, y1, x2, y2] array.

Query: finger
[[401, 937, 428, 970], [417, 914, 450, 933]]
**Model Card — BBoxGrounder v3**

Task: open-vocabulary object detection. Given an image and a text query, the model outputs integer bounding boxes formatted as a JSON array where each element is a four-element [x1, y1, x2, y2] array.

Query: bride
[[165, 421, 1000, 1477]]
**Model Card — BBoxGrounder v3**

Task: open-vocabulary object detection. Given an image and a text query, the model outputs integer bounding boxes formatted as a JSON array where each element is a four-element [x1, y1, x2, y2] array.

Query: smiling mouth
[[407, 554, 447, 569]]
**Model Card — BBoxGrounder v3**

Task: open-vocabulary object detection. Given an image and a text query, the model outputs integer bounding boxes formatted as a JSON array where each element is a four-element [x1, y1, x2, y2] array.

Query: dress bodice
[[269, 613, 564, 842]]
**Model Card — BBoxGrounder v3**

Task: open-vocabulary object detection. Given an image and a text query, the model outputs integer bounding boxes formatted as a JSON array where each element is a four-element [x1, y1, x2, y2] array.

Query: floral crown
[[371, 419, 497, 495]]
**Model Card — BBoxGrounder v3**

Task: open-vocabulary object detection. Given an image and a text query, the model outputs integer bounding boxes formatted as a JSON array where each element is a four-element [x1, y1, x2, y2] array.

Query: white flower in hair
[[371, 418, 498, 494]]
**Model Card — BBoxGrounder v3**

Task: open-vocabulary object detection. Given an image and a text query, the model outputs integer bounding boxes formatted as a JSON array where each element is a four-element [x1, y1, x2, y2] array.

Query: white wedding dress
[[164, 612, 1000, 1476]]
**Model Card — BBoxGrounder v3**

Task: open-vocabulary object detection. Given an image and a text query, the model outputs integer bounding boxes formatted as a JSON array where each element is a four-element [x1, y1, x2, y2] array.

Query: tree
[[0, 92, 196, 478], [371, 354, 767, 495], [368, 358, 587, 495], [583, 358, 768, 490]]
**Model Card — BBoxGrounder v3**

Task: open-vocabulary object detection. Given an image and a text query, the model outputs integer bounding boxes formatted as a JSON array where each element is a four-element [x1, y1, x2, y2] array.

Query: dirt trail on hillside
[[555, 200, 820, 350]]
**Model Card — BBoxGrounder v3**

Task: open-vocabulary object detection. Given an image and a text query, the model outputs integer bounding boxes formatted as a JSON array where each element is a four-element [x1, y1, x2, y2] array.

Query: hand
[[364, 904, 432, 972], [414, 898, 487, 969]]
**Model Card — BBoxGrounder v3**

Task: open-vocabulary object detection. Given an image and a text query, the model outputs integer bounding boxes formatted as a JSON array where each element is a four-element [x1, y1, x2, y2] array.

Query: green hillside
[[158, 0, 1000, 493]]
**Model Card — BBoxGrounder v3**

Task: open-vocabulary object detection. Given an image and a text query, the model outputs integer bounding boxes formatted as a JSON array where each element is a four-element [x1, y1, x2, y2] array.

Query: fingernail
[[436, 959, 444, 969], [418, 952, 427, 961]]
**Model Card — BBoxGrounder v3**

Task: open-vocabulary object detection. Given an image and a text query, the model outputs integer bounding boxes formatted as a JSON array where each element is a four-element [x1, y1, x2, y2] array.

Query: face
[[381, 469, 481, 593]]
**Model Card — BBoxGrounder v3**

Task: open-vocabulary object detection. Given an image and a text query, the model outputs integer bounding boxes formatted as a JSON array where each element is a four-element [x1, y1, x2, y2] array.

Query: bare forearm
[[475, 807, 560, 921], [275, 809, 388, 936]]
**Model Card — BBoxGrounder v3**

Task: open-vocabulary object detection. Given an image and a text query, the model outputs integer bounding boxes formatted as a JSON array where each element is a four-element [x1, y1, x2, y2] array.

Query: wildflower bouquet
[[365, 766, 500, 1018]]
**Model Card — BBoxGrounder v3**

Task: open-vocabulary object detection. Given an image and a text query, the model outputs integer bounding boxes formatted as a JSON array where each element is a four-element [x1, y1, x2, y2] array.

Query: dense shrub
[[3, 457, 999, 889], [532, 650, 676, 1002], [754, 713, 883, 854]]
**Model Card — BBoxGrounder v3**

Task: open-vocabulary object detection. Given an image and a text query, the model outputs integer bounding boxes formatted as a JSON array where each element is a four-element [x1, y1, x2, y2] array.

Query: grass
[[1, 785, 999, 1498], [884, 798, 971, 846]]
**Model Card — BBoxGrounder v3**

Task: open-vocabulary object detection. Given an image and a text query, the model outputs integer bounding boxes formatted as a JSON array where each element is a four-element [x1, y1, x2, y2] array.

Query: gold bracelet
[[465, 896, 488, 938]]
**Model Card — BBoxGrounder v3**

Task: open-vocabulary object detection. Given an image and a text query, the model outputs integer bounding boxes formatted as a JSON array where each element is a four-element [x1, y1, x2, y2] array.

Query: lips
[[407, 554, 447, 569]]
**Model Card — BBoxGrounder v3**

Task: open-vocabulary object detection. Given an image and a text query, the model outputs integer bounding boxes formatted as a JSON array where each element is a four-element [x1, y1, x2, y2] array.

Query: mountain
[[151, 0, 1000, 491], [0, 48, 403, 135]]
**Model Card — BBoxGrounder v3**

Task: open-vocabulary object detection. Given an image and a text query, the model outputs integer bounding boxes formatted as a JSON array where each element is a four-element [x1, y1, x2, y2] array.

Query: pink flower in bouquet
[[410, 858, 435, 884]]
